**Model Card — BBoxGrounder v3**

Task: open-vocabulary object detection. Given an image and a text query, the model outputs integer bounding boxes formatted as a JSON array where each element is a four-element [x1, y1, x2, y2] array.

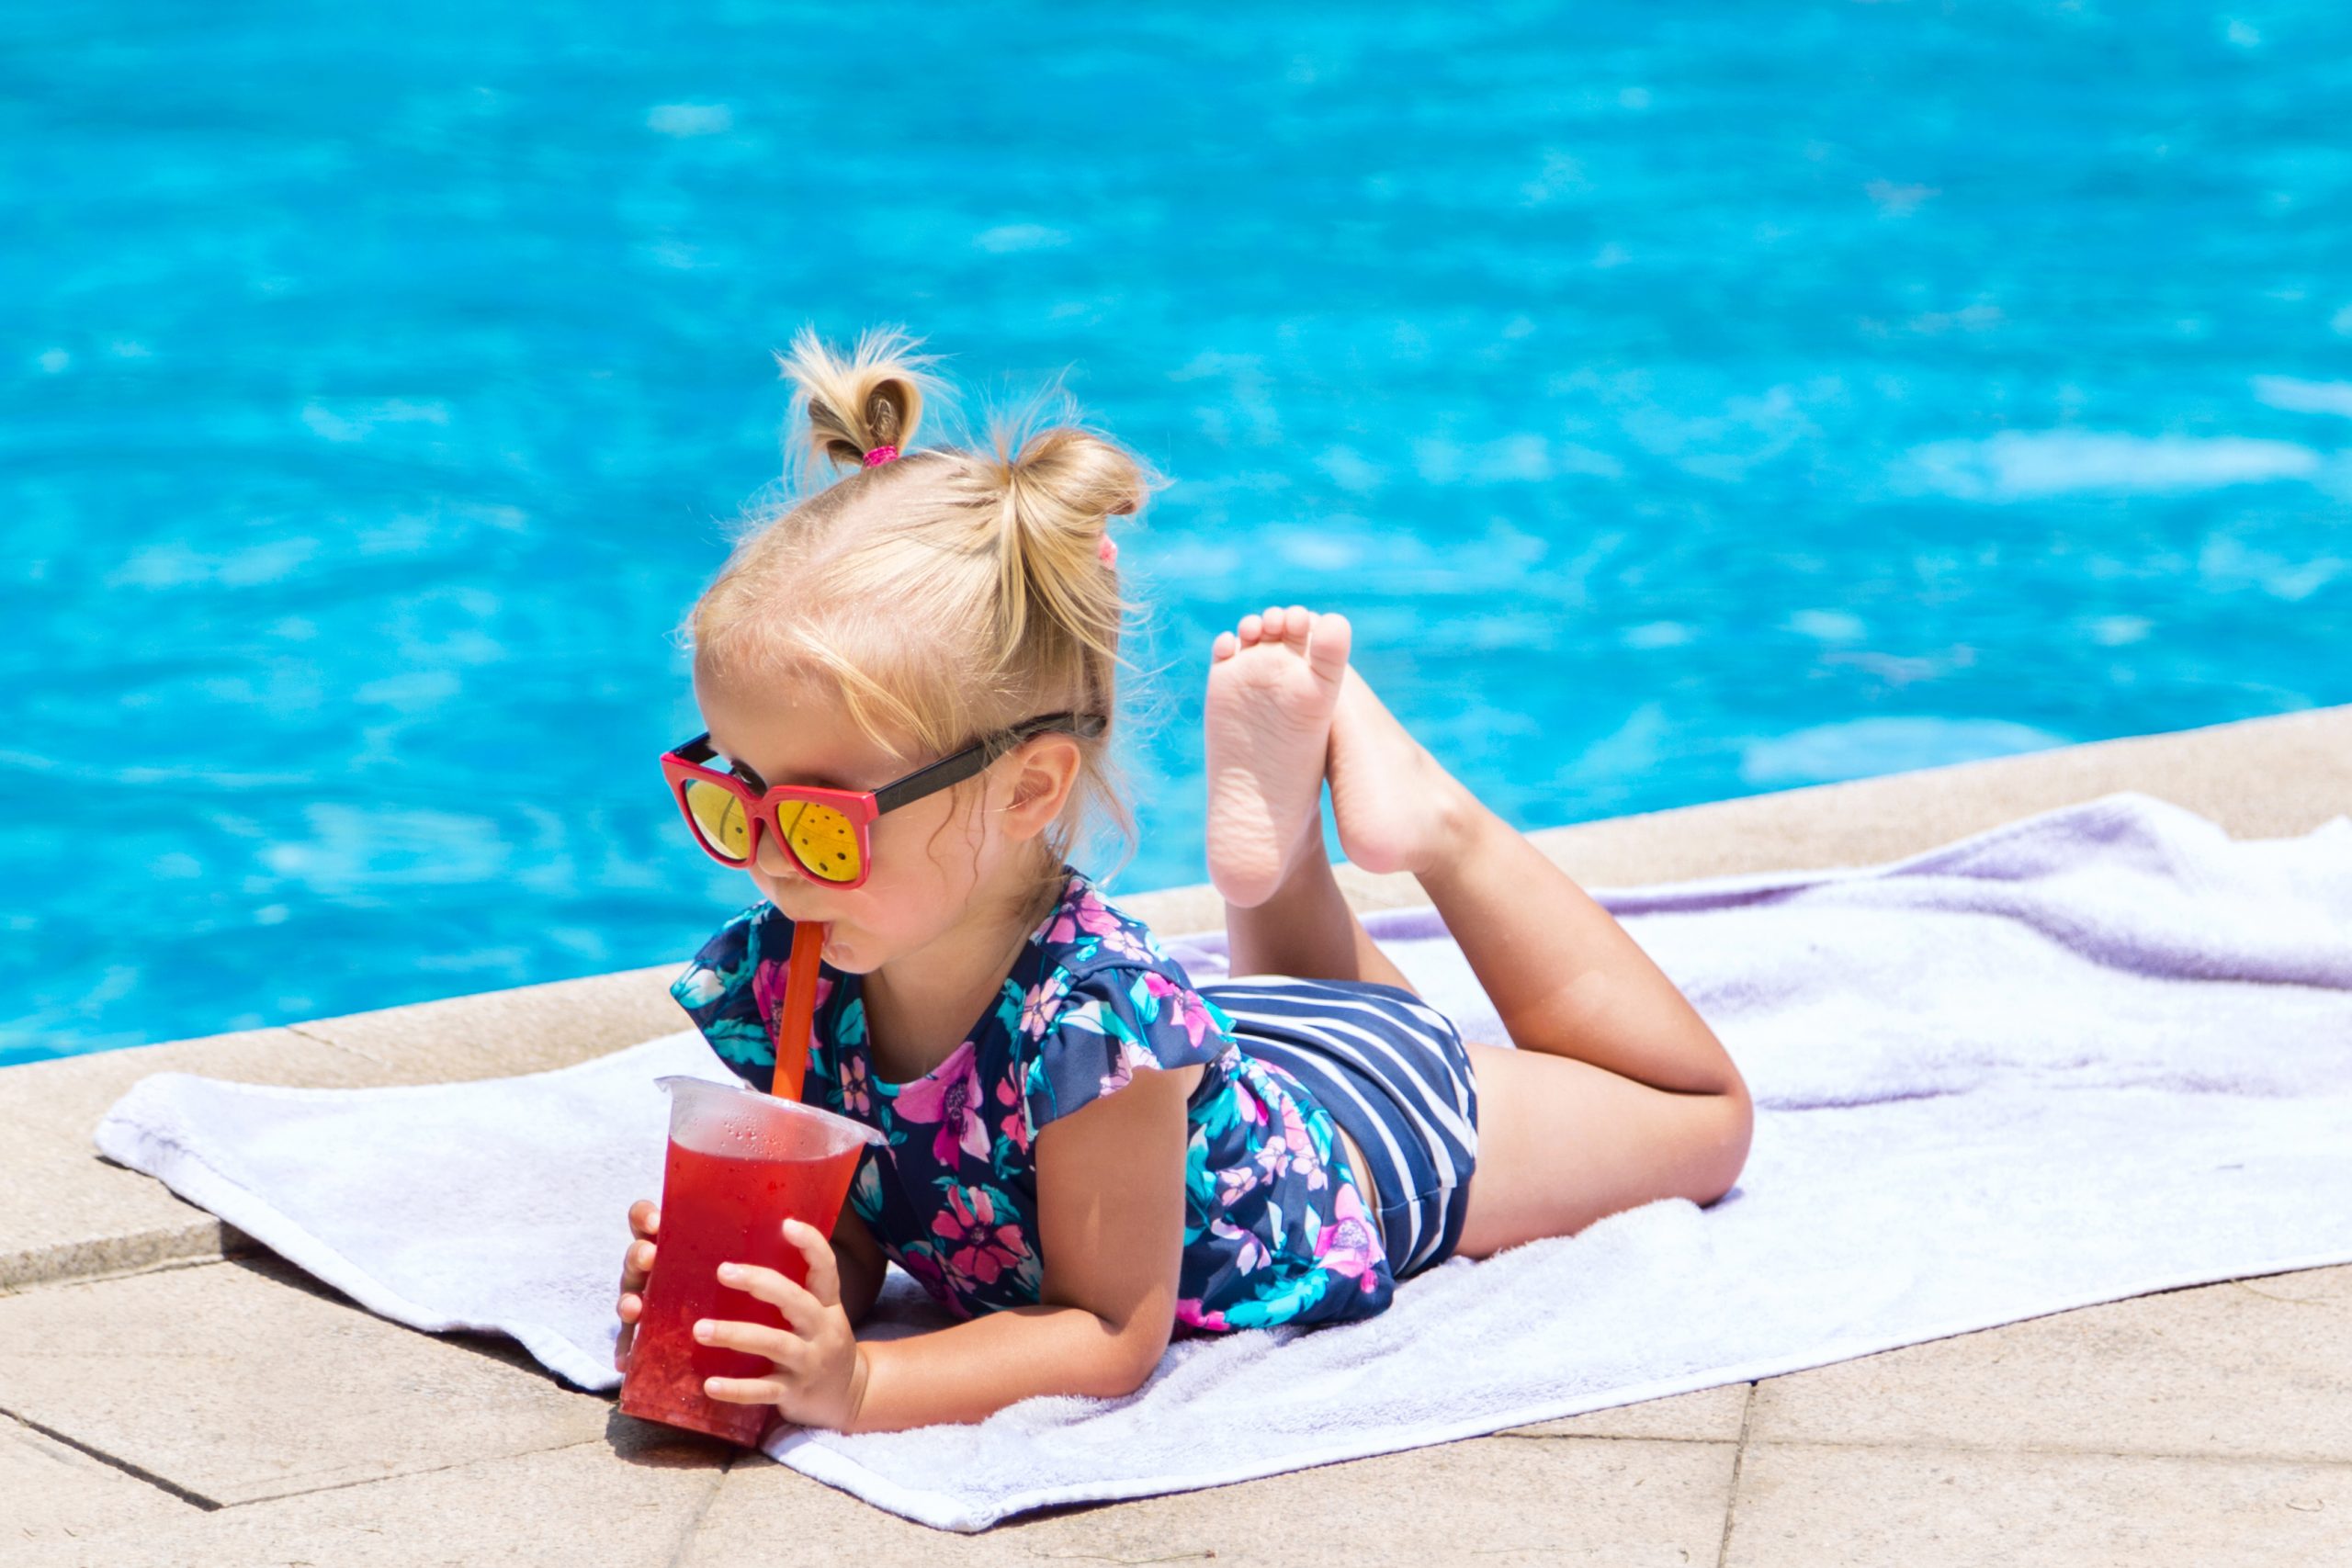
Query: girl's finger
[[718, 1262, 822, 1337], [695, 1316, 803, 1366], [628, 1200, 661, 1238], [784, 1220, 842, 1308], [618, 1292, 641, 1324], [702, 1375, 788, 1407]]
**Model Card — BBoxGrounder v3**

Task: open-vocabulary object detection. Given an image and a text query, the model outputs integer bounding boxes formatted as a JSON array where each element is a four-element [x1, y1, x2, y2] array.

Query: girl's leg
[[1204, 605, 1413, 992], [1325, 666, 1754, 1257]]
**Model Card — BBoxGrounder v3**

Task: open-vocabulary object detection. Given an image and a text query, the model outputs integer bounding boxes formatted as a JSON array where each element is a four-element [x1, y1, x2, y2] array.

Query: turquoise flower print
[[892, 1040, 990, 1167], [850, 1155, 884, 1225], [835, 996, 868, 1047], [991, 977, 1026, 1038], [673, 963, 724, 1010], [1225, 1267, 1331, 1329], [932, 1182, 1030, 1293], [1314, 1179, 1385, 1282]]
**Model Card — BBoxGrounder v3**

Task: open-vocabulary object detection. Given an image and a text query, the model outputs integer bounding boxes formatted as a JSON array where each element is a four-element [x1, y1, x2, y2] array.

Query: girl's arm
[[846, 1060, 1203, 1434], [829, 1202, 887, 1328]]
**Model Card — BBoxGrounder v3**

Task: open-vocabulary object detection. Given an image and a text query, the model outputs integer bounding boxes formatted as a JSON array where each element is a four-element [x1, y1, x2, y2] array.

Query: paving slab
[[0, 1413, 198, 1555], [1498, 703, 2352, 895], [1722, 1439, 2352, 1567], [1747, 1263, 2352, 1463], [1500, 1379, 1753, 1441], [0, 1028, 395, 1291], [0, 1253, 619, 1507], [682, 1432, 1739, 1562], [3, 1424, 729, 1568]]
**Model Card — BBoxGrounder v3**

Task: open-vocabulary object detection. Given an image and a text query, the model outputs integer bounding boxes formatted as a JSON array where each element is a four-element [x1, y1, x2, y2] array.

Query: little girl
[[614, 326, 1753, 1435]]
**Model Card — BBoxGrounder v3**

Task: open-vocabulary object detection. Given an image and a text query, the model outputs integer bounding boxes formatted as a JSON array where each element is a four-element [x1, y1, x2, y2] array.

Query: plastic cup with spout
[[617, 1074, 886, 1445]]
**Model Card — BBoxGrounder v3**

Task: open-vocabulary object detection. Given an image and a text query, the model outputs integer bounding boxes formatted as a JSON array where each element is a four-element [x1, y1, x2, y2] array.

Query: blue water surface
[[6, 3, 2348, 1064]]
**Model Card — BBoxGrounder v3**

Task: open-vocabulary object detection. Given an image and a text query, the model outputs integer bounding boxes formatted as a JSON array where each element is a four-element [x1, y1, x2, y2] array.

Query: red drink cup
[[617, 1075, 885, 1445]]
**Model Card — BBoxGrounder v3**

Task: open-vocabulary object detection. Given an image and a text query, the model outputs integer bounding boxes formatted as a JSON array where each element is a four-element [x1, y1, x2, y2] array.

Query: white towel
[[93, 791, 2352, 1532]]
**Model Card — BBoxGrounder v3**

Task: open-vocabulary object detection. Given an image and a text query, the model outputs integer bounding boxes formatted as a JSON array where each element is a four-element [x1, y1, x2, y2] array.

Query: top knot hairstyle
[[679, 324, 1167, 874]]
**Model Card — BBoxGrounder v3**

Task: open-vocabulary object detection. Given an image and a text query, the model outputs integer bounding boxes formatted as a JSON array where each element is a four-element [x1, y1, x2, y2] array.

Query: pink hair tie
[[1097, 534, 1118, 568], [862, 445, 899, 468]]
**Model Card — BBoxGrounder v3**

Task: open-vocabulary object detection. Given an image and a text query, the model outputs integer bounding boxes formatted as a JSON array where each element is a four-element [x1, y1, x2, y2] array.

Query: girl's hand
[[696, 1217, 870, 1433], [613, 1199, 660, 1372]]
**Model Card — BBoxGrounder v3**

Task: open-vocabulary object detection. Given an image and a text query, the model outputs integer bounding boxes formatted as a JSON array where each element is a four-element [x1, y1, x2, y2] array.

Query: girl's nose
[[753, 829, 804, 885]]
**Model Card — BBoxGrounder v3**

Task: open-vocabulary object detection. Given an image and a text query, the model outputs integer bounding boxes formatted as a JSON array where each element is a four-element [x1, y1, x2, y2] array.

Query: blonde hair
[[677, 324, 1167, 877]]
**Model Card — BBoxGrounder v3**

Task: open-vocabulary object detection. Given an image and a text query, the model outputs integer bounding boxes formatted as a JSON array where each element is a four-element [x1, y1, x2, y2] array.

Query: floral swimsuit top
[[668, 869, 1394, 1335]]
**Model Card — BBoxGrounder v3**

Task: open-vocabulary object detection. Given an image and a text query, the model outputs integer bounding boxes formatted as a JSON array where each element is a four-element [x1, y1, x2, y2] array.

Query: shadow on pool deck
[[4, 703, 2349, 1564]]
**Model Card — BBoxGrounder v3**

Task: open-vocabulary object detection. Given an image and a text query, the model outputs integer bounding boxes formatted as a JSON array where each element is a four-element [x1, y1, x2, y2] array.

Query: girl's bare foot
[[1204, 605, 1352, 908], [1328, 666, 1478, 878]]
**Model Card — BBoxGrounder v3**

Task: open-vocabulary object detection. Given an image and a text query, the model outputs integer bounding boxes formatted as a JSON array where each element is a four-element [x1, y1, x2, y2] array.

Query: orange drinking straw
[[773, 920, 827, 1102]]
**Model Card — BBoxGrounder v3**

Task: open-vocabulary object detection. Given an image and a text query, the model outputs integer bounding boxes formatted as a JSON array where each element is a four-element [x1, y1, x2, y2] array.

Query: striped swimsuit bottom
[[1203, 976, 1482, 1280]]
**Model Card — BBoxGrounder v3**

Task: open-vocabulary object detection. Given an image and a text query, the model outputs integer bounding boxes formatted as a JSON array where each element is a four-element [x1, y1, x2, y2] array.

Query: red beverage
[[619, 1076, 881, 1445]]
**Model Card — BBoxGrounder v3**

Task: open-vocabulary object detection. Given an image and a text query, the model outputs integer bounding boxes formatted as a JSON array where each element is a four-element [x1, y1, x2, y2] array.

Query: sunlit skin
[[615, 662, 1201, 1434], [616, 608, 1756, 1436]]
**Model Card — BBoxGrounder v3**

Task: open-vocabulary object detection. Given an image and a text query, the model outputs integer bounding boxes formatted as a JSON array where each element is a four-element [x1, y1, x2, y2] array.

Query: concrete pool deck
[[5, 702, 2349, 1565]]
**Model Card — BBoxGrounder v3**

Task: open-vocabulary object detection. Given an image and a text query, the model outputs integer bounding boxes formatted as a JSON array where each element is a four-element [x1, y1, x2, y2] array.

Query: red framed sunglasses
[[660, 711, 1107, 888]]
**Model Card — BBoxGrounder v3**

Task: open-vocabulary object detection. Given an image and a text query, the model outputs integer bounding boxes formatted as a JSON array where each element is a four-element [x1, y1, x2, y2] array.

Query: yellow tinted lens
[[778, 801, 862, 883], [682, 779, 752, 863]]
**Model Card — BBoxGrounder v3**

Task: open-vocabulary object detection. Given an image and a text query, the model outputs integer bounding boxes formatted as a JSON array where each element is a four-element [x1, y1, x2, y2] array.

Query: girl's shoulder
[[1009, 870, 1236, 1140], [1023, 868, 1193, 984]]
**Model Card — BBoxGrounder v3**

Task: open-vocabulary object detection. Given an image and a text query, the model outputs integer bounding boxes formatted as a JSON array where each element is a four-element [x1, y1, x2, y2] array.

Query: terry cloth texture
[[92, 791, 2352, 1532]]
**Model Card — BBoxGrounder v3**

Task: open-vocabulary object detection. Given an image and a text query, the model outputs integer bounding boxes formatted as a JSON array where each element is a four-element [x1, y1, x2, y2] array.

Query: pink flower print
[[754, 959, 833, 1056], [1215, 1166, 1259, 1209], [1174, 1297, 1231, 1334], [1098, 1033, 1166, 1100], [893, 1242, 968, 1320], [1043, 884, 1129, 947], [1210, 1215, 1271, 1274], [1253, 1129, 1295, 1183], [1315, 1179, 1385, 1281], [994, 1072, 1031, 1155], [837, 1053, 873, 1118], [1140, 972, 1216, 1051], [1277, 1098, 1327, 1192], [932, 1184, 1029, 1292], [891, 1043, 992, 1167], [1017, 972, 1071, 1039]]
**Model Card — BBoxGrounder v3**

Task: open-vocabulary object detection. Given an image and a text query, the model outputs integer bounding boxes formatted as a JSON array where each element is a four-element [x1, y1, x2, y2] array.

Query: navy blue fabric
[[1203, 977, 1482, 1279]]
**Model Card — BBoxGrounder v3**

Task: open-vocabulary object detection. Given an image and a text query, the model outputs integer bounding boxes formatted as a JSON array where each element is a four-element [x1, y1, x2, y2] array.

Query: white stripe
[[1221, 993, 1478, 1188], [1265, 1009, 1478, 1159]]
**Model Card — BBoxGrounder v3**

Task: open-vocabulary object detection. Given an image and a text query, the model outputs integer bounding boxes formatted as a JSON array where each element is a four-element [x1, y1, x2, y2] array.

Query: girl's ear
[[999, 734, 1083, 843]]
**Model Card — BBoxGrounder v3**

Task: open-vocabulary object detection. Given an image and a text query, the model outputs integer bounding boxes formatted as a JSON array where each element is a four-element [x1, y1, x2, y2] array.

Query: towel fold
[[95, 790, 2352, 1531]]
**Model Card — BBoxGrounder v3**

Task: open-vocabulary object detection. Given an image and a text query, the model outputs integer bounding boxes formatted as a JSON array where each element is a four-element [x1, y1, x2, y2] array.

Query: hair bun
[[776, 324, 943, 474]]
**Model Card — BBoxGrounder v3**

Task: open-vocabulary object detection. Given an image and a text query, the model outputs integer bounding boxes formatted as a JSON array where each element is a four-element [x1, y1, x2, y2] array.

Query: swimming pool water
[[6, 4, 2347, 1064]]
